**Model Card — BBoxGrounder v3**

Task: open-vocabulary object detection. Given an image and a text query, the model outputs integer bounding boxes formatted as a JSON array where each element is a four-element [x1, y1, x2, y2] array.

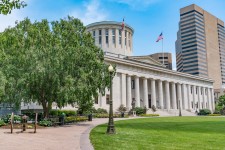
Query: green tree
[[218, 95, 225, 114], [0, 16, 111, 118], [0, 0, 27, 15]]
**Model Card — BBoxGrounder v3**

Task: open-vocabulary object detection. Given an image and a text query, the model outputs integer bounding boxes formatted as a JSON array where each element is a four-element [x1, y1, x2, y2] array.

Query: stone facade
[[87, 21, 215, 113]]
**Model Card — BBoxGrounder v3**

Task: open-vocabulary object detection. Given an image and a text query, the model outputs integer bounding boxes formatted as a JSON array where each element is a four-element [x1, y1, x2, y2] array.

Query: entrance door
[[148, 94, 151, 108]]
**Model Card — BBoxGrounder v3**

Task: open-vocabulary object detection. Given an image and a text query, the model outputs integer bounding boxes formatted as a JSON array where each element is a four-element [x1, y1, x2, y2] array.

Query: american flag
[[121, 18, 125, 31], [156, 32, 163, 42]]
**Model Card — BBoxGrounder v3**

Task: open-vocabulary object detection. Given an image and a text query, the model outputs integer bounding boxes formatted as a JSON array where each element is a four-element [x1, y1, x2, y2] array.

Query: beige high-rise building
[[150, 53, 172, 70], [176, 4, 225, 97]]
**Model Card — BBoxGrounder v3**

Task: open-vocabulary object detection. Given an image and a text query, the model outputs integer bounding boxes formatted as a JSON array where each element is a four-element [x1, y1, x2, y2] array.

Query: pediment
[[126, 55, 166, 68]]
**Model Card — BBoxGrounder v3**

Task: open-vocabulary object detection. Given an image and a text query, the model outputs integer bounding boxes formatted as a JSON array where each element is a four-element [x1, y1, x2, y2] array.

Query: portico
[[95, 53, 215, 113]]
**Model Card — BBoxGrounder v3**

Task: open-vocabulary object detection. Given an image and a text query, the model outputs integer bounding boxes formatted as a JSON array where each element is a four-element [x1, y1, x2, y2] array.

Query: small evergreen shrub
[[0, 119, 6, 127], [96, 108, 108, 114], [49, 110, 76, 117], [130, 107, 147, 115], [140, 114, 159, 117], [208, 114, 222, 116], [39, 120, 53, 127], [199, 109, 211, 115]]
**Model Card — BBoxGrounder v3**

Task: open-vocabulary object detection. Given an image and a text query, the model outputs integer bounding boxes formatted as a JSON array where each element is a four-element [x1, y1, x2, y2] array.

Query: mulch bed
[[0, 123, 45, 129]]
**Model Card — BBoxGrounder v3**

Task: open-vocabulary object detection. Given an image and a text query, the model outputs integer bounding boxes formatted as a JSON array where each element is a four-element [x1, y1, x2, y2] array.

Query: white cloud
[[70, 0, 108, 25], [110, 0, 160, 10]]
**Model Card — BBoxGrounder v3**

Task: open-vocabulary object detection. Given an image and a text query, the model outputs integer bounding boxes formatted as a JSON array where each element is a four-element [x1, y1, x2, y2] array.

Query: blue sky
[[1, 0, 225, 69]]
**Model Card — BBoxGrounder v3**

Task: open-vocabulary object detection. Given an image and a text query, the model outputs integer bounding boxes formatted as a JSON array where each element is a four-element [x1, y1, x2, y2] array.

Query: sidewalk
[[0, 117, 136, 150]]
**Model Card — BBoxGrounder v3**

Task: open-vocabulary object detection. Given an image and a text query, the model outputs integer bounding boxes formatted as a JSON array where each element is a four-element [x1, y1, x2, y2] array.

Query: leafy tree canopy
[[0, 16, 111, 117], [0, 0, 27, 15]]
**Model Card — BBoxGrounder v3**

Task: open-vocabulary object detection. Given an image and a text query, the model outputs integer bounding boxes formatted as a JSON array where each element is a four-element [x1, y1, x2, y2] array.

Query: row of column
[[122, 74, 215, 111]]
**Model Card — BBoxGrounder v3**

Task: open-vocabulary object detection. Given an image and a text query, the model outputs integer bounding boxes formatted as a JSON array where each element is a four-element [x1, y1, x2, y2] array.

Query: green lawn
[[90, 117, 225, 150]]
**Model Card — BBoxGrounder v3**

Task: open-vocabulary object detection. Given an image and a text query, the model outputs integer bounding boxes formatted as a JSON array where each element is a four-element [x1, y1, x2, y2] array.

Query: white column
[[182, 84, 187, 109], [126, 75, 132, 110], [187, 84, 191, 110], [135, 76, 140, 107], [192, 85, 196, 110], [143, 78, 149, 108], [210, 88, 215, 112], [197, 86, 201, 109], [151, 79, 156, 107], [121, 73, 126, 106], [158, 80, 163, 109], [202, 87, 206, 109], [165, 81, 170, 110], [177, 83, 182, 110], [171, 82, 177, 109], [207, 88, 211, 110]]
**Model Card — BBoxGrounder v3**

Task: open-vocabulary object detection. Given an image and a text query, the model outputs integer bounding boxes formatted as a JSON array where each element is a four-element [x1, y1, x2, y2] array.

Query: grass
[[90, 117, 225, 150]]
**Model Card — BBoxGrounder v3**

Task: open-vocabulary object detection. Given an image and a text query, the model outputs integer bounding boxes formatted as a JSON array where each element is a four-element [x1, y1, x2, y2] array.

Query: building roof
[[86, 21, 134, 33]]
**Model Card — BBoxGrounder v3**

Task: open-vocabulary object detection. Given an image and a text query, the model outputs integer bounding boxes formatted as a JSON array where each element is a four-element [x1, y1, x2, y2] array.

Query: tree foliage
[[0, 0, 27, 15], [0, 16, 111, 117]]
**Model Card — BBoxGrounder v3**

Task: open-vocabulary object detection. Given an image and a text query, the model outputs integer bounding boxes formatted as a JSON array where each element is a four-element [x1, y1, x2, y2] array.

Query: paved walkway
[[0, 117, 136, 150]]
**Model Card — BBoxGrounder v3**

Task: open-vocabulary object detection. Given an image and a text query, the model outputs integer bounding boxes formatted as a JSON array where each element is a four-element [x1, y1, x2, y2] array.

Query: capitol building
[[86, 21, 215, 115]]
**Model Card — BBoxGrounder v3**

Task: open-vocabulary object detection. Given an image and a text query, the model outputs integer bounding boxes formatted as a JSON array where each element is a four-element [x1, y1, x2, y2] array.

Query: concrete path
[[0, 117, 136, 150]]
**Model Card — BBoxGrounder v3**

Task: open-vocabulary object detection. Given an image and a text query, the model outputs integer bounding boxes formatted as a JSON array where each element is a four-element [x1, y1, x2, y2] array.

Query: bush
[[76, 116, 88, 122], [117, 104, 127, 113], [96, 108, 108, 114], [39, 120, 53, 127], [1, 114, 22, 123], [94, 113, 129, 118], [208, 114, 222, 116], [130, 107, 147, 115], [0, 119, 6, 127], [199, 109, 211, 115], [49, 110, 76, 117], [140, 114, 159, 117], [65, 116, 77, 123]]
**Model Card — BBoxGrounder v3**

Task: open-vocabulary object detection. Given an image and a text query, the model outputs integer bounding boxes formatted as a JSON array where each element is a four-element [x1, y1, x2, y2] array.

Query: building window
[[106, 94, 110, 104], [105, 29, 109, 44], [112, 29, 116, 44], [92, 30, 95, 42], [191, 101, 193, 108], [99, 29, 102, 45], [131, 80, 135, 89], [125, 30, 127, 46], [205, 88, 207, 95], [94, 96, 98, 104], [191, 87, 193, 94], [119, 30, 122, 45], [196, 87, 197, 94]]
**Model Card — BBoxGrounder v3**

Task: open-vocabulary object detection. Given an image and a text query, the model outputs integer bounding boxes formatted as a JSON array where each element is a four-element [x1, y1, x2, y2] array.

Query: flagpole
[[162, 32, 164, 65]]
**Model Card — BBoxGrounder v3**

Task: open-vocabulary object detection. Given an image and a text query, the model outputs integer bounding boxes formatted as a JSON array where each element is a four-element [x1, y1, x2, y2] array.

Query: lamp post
[[107, 64, 116, 134]]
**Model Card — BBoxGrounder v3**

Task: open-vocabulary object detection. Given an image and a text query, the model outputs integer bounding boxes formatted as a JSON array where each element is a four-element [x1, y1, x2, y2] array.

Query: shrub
[[140, 114, 159, 117], [39, 120, 53, 127], [117, 104, 127, 113], [49, 110, 76, 117], [76, 116, 88, 122], [0, 119, 6, 127], [130, 107, 147, 115], [96, 108, 108, 114], [2, 114, 22, 123], [65, 116, 77, 123], [151, 105, 157, 114], [208, 114, 222, 116], [94, 113, 129, 118], [199, 109, 211, 115]]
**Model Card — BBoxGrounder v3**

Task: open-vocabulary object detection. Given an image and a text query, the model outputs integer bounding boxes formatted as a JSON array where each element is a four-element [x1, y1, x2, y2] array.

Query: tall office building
[[176, 4, 225, 94], [150, 52, 172, 70]]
